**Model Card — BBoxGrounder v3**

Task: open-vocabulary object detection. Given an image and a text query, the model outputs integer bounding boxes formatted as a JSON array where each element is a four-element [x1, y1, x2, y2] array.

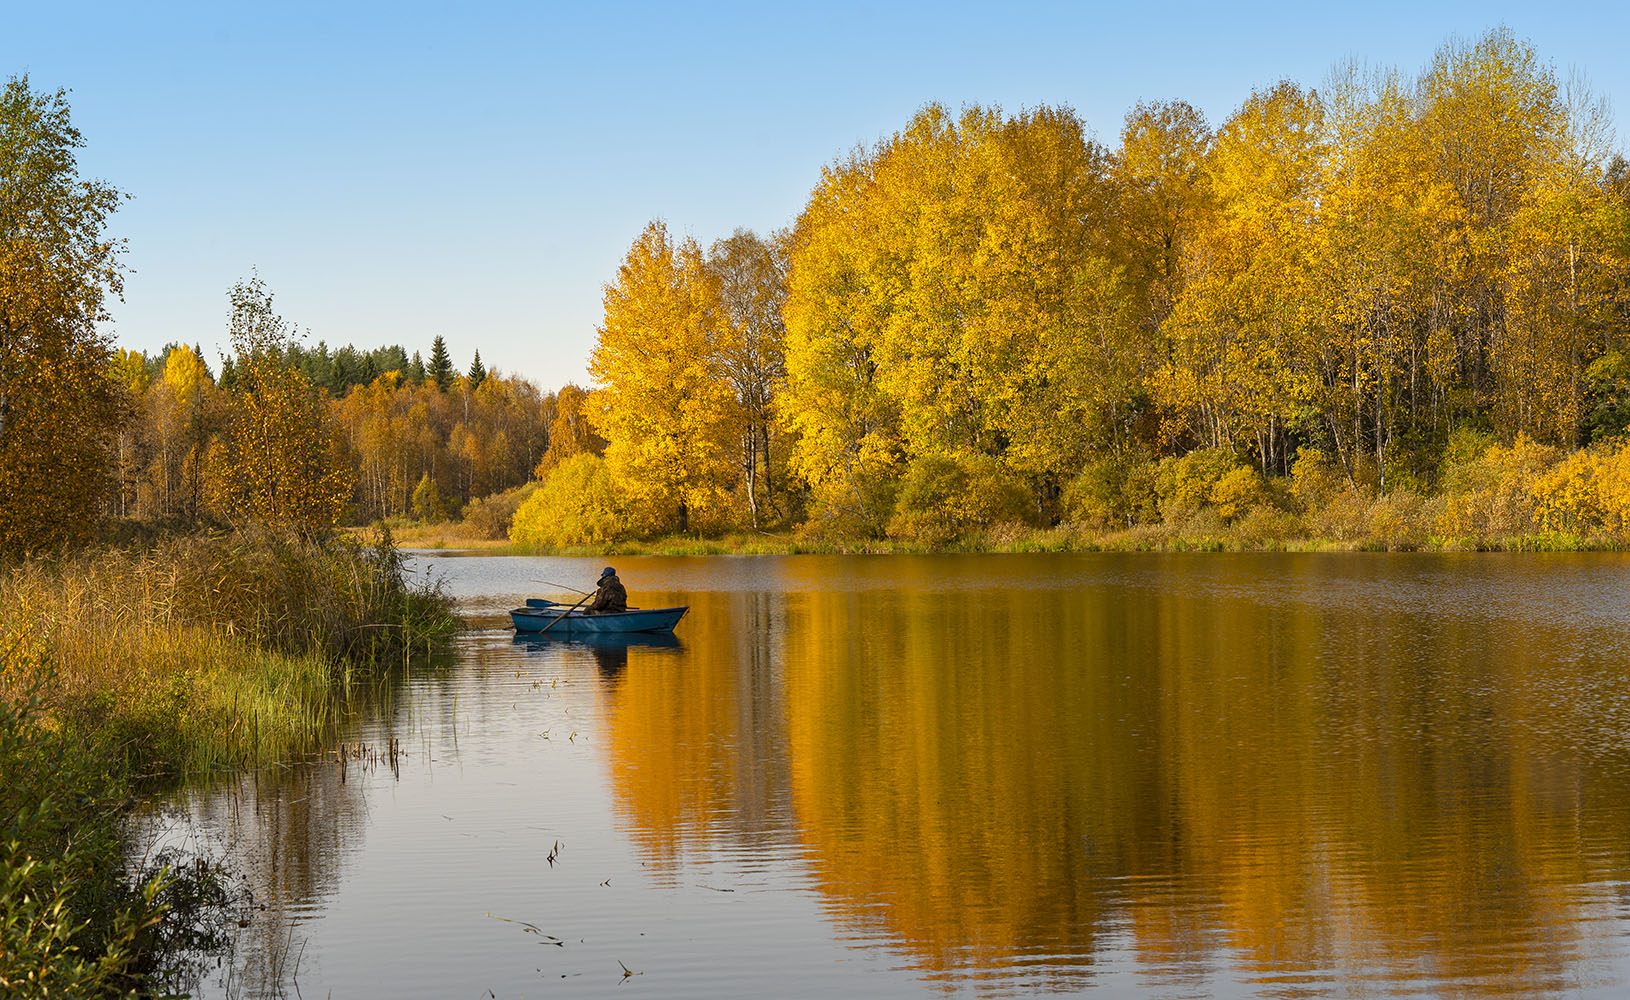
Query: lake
[[150, 553, 1630, 998]]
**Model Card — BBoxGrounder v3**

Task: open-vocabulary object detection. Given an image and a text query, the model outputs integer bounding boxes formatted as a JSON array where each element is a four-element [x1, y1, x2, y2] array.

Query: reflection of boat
[[509, 599, 688, 635], [510, 629, 682, 651], [511, 627, 681, 682]]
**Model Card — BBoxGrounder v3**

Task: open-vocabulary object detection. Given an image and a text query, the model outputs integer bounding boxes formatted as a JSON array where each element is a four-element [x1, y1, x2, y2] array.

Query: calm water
[[149, 553, 1630, 998]]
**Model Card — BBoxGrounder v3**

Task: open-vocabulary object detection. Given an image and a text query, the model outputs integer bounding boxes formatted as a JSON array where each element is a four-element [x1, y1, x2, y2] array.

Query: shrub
[[1233, 505, 1303, 546], [1123, 460, 1162, 525], [1437, 427, 1497, 492], [963, 453, 1032, 527], [1365, 489, 1433, 550], [1063, 457, 1129, 528], [1532, 437, 1630, 536], [461, 482, 539, 540], [888, 455, 969, 546], [509, 453, 624, 548], [1306, 485, 1373, 543], [1211, 465, 1265, 522], [4, 677, 246, 998], [1153, 448, 1256, 523], [888, 453, 1028, 545], [796, 442, 901, 542], [2, 690, 161, 998], [1288, 447, 1344, 511], [1436, 434, 1560, 537]]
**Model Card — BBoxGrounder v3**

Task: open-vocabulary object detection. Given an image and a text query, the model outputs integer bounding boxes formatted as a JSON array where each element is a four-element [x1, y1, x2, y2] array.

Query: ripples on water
[[146, 553, 1630, 998]]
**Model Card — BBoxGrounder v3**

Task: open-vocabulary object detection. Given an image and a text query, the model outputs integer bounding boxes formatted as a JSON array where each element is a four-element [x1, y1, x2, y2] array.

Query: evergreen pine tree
[[407, 351, 426, 385], [329, 351, 350, 394], [468, 349, 487, 391], [191, 343, 214, 381], [428, 335, 454, 392]]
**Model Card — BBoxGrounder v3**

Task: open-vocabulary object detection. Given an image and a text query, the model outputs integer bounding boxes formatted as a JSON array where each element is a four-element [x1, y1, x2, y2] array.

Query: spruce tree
[[468, 350, 487, 391], [407, 351, 426, 385], [428, 335, 454, 392]]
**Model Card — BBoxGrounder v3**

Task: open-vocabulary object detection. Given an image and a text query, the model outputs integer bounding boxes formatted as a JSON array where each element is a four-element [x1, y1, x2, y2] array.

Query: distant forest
[[103, 294, 599, 536]]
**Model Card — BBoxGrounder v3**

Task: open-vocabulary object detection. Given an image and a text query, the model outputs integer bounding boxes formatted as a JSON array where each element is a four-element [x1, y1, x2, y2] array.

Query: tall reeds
[[0, 527, 458, 778]]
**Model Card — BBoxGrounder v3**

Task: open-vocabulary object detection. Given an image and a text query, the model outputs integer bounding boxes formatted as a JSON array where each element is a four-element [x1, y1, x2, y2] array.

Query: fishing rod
[[532, 579, 590, 595]]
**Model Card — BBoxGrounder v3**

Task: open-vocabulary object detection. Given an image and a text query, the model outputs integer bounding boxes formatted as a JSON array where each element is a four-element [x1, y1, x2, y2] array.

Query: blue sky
[[5, 1, 1627, 390]]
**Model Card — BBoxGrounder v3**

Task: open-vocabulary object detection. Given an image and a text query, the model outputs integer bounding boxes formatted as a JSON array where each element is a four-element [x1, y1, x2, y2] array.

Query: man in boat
[[585, 566, 627, 614]]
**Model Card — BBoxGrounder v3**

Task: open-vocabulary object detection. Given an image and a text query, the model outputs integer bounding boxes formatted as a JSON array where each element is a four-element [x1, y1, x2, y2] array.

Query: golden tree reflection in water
[[600, 559, 1630, 995]]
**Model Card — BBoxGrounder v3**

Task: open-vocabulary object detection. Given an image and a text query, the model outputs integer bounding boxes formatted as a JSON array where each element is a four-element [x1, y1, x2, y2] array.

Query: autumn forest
[[9, 23, 1630, 997], [8, 29, 1630, 557]]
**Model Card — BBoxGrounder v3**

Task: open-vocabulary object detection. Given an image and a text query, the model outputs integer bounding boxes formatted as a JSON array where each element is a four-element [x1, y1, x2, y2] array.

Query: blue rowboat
[[509, 599, 688, 634]]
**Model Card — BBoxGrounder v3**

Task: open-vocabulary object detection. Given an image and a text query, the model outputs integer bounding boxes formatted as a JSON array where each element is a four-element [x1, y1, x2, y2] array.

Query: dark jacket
[[587, 575, 627, 613]]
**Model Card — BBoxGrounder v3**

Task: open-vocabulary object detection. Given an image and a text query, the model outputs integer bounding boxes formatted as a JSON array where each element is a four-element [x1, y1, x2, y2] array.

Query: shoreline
[[362, 526, 1630, 558]]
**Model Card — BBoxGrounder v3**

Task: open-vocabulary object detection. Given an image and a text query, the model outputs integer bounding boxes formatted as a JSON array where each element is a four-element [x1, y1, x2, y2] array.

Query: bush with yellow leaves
[[1435, 434, 1560, 538], [509, 453, 625, 549], [1531, 438, 1630, 536]]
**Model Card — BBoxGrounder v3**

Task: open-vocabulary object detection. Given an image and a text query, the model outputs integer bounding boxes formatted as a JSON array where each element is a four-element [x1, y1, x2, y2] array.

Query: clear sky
[[5, 1, 1627, 391]]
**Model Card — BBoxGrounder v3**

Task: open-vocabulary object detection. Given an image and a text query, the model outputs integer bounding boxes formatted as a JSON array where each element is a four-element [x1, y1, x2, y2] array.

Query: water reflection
[[762, 559, 1630, 995], [165, 554, 1630, 998], [512, 629, 683, 682], [599, 591, 797, 872]]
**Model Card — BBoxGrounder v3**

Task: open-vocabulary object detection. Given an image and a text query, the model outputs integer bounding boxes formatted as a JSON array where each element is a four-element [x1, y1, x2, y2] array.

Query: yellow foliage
[[162, 343, 211, 399], [1154, 448, 1253, 523], [208, 278, 352, 534], [887, 452, 1030, 545], [1288, 448, 1345, 510], [534, 383, 600, 477], [108, 348, 149, 395], [509, 453, 623, 548], [1365, 490, 1434, 549], [1210, 466, 1264, 522], [589, 222, 738, 534], [1531, 439, 1630, 534], [0, 77, 126, 555], [1435, 434, 1560, 537]]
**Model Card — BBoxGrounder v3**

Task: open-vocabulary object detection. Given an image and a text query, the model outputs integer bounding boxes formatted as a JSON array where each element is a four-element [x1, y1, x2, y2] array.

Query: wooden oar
[[537, 591, 594, 635]]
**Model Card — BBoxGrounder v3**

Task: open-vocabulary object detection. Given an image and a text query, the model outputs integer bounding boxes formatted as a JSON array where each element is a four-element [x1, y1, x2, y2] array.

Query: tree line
[[9, 30, 1630, 557], [535, 28, 1630, 545], [103, 282, 600, 533]]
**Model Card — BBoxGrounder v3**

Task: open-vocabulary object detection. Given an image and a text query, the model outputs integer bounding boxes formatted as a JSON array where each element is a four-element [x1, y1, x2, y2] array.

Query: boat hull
[[509, 605, 688, 634]]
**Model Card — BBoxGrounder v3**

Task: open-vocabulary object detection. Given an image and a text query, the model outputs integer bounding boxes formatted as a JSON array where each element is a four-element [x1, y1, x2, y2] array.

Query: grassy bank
[[494, 526, 1625, 558], [355, 521, 512, 551], [1, 528, 459, 995]]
